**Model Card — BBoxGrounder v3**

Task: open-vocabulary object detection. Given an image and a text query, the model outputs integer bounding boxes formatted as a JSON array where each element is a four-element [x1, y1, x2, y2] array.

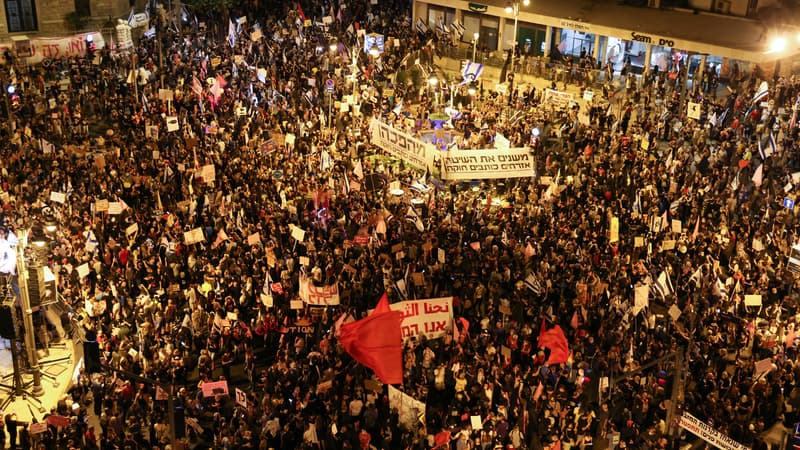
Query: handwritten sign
[[291, 225, 306, 242], [108, 202, 122, 215], [49, 191, 66, 204], [184, 228, 205, 245], [299, 275, 340, 305], [235, 388, 247, 407], [201, 380, 229, 397]]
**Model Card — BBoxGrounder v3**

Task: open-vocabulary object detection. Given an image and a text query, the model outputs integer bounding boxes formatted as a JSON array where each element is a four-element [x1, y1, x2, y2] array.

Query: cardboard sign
[[158, 89, 174, 101], [76, 263, 90, 279], [49, 191, 66, 204], [184, 228, 205, 245], [471, 415, 483, 430], [291, 225, 306, 242], [166, 116, 179, 132], [201, 164, 216, 183], [125, 223, 139, 236], [290, 299, 304, 310], [671, 219, 682, 234], [108, 202, 122, 215], [201, 380, 229, 397], [247, 233, 261, 246], [235, 388, 247, 407], [744, 295, 762, 306]]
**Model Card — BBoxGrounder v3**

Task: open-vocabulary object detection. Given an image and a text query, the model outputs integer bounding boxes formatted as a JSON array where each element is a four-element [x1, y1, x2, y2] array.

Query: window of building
[[463, 13, 498, 51], [4, 0, 37, 33], [426, 6, 454, 33], [74, 0, 90, 17]]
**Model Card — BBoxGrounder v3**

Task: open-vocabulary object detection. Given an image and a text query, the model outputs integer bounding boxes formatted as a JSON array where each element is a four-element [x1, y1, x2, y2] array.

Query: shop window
[[4, 0, 37, 32]]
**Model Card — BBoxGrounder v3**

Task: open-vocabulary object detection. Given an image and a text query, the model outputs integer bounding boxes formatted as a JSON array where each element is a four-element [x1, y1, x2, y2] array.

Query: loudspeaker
[[0, 303, 14, 339], [26, 266, 45, 308]]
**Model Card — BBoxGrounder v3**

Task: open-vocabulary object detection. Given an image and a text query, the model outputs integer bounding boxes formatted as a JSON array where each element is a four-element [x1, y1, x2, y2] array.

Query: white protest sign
[[50, 191, 67, 204], [76, 263, 90, 279], [440, 148, 534, 180], [166, 116, 180, 132], [235, 388, 247, 407], [291, 225, 306, 242]]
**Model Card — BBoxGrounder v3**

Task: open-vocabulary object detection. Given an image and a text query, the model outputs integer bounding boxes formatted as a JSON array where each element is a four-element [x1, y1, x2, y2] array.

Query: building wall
[[0, 0, 130, 38]]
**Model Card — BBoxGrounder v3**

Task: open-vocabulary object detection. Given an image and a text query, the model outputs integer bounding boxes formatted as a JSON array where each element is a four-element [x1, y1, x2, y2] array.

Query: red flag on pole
[[339, 294, 403, 384], [538, 325, 570, 365], [296, 1, 307, 21]]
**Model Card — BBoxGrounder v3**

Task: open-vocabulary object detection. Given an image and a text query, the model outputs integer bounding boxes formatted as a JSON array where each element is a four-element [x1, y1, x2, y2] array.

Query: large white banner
[[392, 297, 453, 340], [0, 32, 106, 65], [369, 119, 435, 170], [299, 276, 340, 305], [543, 89, 574, 109], [678, 413, 749, 450], [388, 385, 426, 429], [440, 148, 534, 180]]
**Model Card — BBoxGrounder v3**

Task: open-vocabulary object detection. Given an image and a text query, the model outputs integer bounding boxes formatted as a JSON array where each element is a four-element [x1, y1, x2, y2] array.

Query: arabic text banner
[[299, 276, 340, 305], [0, 32, 106, 65], [440, 148, 534, 180], [392, 297, 453, 340], [369, 119, 435, 170]]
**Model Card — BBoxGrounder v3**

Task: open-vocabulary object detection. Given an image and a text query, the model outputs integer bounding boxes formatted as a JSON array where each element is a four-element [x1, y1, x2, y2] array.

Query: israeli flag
[[650, 270, 674, 300], [461, 61, 483, 83], [752, 80, 769, 104]]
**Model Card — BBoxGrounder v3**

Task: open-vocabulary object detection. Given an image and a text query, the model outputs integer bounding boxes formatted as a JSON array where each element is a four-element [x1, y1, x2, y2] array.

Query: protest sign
[[299, 275, 340, 305], [201, 380, 229, 397], [372, 297, 453, 340], [369, 119, 435, 170], [388, 385, 426, 429], [440, 148, 534, 180]]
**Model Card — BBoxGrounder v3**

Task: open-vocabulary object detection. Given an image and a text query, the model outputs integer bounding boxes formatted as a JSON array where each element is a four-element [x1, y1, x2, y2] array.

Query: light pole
[[428, 76, 438, 107], [472, 32, 479, 61], [16, 229, 44, 397], [505, 0, 530, 75]]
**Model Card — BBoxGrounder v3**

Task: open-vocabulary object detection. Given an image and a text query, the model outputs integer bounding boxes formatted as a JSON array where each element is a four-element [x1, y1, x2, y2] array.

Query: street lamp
[[472, 32, 480, 61], [505, 0, 529, 74], [428, 76, 438, 106]]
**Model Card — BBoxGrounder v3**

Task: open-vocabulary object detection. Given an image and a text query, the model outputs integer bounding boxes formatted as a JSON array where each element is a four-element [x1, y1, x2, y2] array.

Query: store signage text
[[560, 20, 591, 33], [630, 31, 674, 47]]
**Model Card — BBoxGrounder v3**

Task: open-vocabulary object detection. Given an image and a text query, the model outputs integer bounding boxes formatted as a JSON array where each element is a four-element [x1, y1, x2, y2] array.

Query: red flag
[[339, 295, 403, 384], [570, 311, 579, 329], [538, 325, 570, 365], [296, 1, 307, 21], [434, 431, 451, 448], [374, 292, 391, 314]]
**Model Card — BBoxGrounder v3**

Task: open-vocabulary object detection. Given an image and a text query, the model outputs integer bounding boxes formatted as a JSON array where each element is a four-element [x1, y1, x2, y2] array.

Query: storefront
[[502, 20, 546, 56], [412, 0, 795, 77]]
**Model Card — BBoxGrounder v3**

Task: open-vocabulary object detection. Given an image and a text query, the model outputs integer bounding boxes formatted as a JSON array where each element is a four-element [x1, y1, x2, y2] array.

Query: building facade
[[414, 0, 800, 78], [1, 0, 131, 37]]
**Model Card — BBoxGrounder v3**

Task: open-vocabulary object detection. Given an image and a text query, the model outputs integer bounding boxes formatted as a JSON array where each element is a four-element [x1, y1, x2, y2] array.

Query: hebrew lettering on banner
[[440, 148, 535, 180], [299, 275, 340, 305], [0, 32, 106, 65], [369, 119, 435, 170]]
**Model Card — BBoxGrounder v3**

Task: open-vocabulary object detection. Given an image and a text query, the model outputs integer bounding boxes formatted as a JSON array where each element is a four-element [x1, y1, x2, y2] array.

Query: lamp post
[[472, 32, 479, 61], [428, 76, 438, 107], [16, 229, 44, 397], [505, 0, 530, 75]]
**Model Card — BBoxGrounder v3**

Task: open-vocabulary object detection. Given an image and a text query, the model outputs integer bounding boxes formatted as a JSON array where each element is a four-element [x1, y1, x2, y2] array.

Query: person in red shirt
[[358, 428, 371, 449]]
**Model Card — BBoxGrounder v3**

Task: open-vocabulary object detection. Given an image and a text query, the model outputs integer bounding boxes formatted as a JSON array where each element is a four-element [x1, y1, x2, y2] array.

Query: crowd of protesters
[[0, 0, 799, 449]]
